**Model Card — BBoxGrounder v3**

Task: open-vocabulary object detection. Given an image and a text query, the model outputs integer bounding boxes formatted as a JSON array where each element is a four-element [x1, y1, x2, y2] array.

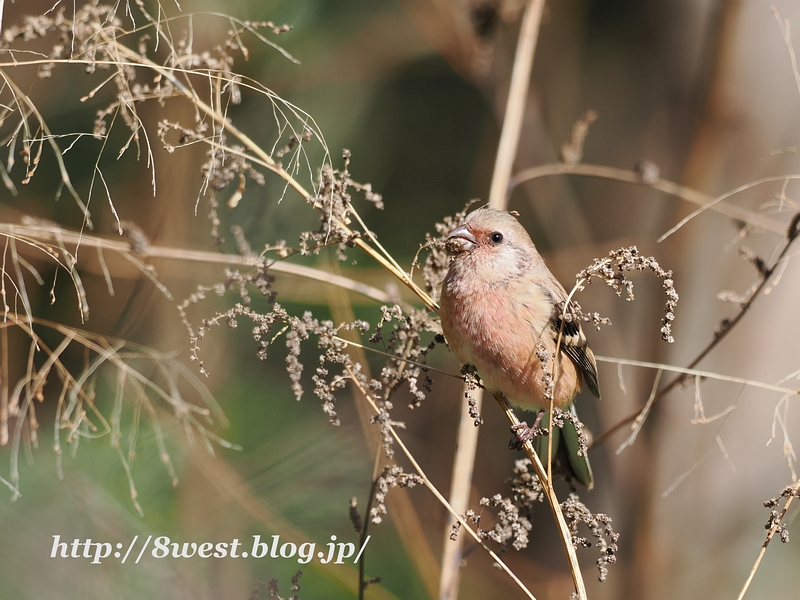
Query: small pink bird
[[439, 207, 600, 489]]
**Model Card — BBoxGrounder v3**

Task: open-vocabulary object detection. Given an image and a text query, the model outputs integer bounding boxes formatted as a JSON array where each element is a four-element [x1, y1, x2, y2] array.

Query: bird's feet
[[509, 410, 547, 450]]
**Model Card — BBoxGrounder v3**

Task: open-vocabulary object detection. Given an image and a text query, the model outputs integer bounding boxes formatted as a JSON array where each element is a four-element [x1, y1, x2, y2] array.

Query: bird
[[439, 206, 600, 489]]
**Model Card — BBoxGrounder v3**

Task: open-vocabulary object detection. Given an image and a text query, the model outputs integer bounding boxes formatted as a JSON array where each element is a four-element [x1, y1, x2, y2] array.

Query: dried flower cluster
[[417, 200, 479, 303], [178, 263, 277, 373], [196, 298, 373, 426], [460, 364, 485, 425], [369, 466, 423, 525], [535, 340, 556, 405], [575, 246, 678, 343], [456, 460, 544, 551], [302, 151, 386, 261], [181, 267, 441, 461], [477, 494, 532, 551], [551, 408, 590, 459], [370, 305, 441, 409], [508, 458, 546, 507], [560, 493, 619, 582], [763, 485, 800, 544], [558, 298, 612, 333]]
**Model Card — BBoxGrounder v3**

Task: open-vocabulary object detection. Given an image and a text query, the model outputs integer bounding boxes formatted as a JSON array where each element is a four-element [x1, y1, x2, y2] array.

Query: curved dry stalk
[[510, 162, 789, 236], [596, 356, 800, 397], [0, 222, 399, 306]]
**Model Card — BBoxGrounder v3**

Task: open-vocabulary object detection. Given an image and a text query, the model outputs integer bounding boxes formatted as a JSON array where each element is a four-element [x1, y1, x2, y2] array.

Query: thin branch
[[510, 162, 789, 237], [657, 175, 800, 242], [595, 356, 799, 398], [487, 0, 546, 207], [332, 336, 460, 380], [0, 223, 397, 306]]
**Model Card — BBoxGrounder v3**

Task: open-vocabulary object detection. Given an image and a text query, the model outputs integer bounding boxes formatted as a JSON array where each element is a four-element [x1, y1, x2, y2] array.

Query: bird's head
[[445, 207, 541, 283]]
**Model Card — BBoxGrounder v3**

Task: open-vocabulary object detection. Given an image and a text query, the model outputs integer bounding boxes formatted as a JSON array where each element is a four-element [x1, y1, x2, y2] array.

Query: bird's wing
[[551, 316, 601, 398]]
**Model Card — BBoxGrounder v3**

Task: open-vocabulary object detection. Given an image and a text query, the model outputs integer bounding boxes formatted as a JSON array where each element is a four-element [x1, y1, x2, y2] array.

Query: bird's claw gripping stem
[[509, 409, 547, 450]]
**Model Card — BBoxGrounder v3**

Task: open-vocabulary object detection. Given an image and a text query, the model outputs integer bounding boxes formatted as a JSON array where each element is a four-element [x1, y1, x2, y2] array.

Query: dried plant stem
[[595, 356, 799, 397], [1, 223, 396, 306], [510, 162, 789, 236], [442, 1, 547, 597], [737, 479, 800, 600], [487, 0, 546, 207], [439, 384, 482, 600], [493, 393, 587, 600], [344, 366, 538, 600], [594, 216, 800, 448], [358, 475, 383, 600]]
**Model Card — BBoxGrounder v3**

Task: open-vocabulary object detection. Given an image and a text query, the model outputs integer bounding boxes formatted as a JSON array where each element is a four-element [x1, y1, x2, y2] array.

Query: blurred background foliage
[[1, 0, 800, 599]]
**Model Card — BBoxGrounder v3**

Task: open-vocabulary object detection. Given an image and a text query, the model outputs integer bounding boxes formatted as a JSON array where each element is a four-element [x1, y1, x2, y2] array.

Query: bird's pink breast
[[440, 274, 580, 410]]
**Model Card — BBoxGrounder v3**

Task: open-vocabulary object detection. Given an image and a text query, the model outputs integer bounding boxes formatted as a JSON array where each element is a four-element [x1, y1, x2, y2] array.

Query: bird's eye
[[490, 232, 503, 244]]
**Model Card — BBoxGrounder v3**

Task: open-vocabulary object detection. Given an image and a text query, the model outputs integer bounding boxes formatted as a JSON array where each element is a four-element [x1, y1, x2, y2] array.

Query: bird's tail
[[533, 408, 594, 490]]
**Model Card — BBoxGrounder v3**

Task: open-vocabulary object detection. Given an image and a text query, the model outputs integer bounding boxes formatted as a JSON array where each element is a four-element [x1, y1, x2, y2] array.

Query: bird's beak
[[445, 224, 478, 254]]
